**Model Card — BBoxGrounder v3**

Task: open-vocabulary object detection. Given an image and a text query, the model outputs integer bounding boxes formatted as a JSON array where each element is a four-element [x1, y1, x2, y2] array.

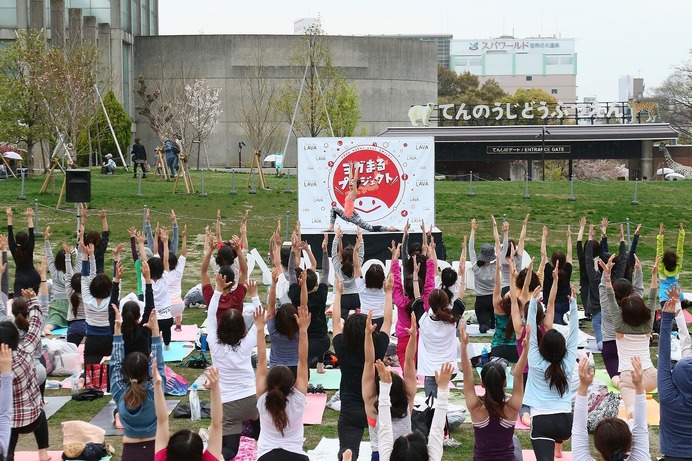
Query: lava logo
[[304, 144, 317, 150], [328, 145, 405, 222], [303, 180, 317, 187], [313, 197, 323, 202], [415, 180, 429, 186], [416, 144, 429, 150]]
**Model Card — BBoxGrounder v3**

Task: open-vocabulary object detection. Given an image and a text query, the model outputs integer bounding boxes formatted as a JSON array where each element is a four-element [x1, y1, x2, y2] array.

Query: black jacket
[[132, 142, 147, 161]]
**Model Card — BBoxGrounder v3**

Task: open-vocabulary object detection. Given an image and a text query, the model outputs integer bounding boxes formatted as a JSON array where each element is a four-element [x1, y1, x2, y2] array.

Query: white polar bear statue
[[408, 102, 435, 127]]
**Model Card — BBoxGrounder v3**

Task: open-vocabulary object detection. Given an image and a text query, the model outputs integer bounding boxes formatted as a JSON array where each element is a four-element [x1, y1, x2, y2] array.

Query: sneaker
[[315, 384, 326, 394], [443, 437, 461, 448], [307, 384, 315, 394]]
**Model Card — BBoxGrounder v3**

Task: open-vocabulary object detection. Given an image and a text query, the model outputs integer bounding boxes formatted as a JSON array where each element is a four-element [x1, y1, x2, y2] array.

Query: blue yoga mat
[[51, 327, 68, 336], [163, 342, 195, 362]]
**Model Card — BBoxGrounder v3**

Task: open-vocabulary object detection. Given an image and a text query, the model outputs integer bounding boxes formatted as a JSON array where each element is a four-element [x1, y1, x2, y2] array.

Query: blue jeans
[[166, 153, 178, 176], [424, 373, 457, 398], [592, 310, 602, 349]]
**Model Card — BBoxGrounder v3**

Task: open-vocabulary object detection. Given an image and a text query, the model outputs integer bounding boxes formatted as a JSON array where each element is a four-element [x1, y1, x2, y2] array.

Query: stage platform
[[301, 228, 446, 269]]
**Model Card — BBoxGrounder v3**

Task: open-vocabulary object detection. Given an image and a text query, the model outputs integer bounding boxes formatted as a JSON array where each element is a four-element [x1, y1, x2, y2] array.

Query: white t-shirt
[[257, 389, 306, 458], [207, 290, 258, 402], [417, 311, 460, 377], [167, 255, 186, 305], [147, 273, 172, 319], [355, 277, 385, 319]]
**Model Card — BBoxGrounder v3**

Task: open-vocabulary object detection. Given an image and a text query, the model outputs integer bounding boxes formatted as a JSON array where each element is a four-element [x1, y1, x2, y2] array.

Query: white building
[[618, 75, 644, 102], [294, 17, 319, 34], [450, 36, 577, 101]]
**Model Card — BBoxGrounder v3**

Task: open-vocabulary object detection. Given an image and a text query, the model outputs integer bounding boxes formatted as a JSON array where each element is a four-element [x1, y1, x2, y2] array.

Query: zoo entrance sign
[[487, 146, 571, 154]]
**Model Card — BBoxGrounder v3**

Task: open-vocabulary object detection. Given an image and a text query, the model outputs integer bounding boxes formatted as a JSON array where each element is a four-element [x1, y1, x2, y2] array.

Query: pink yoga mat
[[684, 309, 692, 323], [14, 451, 64, 461], [522, 450, 572, 461], [235, 435, 258, 461], [171, 324, 199, 342], [303, 393, 328, 425]]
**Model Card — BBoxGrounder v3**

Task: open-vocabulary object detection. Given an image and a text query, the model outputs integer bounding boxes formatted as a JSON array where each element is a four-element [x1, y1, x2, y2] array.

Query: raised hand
[[384, 272, 393, 293], [631, 356, 643, 388], [170, 209, 177, 223], [215, 272, 232, 292], [404, 312, 417, 337], [458, 319, 470, 346], [128, 227, 137, 238], [375, 360, 391, 383], [334, 275, 343, 295], [0, 343, 12, 375], [322, 233, 328, 252], [247, 278, 258, 297], [294, 305, 311, 332], [388, 240, 401, 259], [435, 362, 454, 389], [111, 303, 122, 325], [44, 226, 51, 241], [578, 356, 595, 386], [254, 306, 267, 329], [203, 366, 219, 390]]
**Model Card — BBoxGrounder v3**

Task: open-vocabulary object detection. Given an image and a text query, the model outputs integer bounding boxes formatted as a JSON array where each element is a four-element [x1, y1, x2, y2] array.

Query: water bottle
[[71, 374, 79, 393], [481, 347, 489, 367], [190, 384, 201, 421]]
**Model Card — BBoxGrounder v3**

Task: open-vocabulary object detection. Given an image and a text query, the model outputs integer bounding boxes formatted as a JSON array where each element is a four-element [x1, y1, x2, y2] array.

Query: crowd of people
[[0, 206, 689, 461]]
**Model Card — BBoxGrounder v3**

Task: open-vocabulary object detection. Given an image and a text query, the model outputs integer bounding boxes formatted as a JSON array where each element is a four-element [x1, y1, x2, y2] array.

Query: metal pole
[[626, 218, 631, 247], [135, 170, 143, 197], [142, 205, 148, 232], [285, 211, 290, 242], [18, 169, 26, 200], [284, 168, 292, 194], [542, 126, 546, 181], [76, 203, 81, 233], [631, 178, 640, 205], [34, 199, 43, 237], [199, 170, 208, 197], [94, 84, 128, 171], [523, 171, 530, 199], [230, 169, 237, 195], [568, 174, 576, 201], [249, 171, 257, 194], [467, 170, 475, 197]]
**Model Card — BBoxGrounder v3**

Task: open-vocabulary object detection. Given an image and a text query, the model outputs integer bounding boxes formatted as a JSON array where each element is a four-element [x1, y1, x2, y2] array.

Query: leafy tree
[[652, 60, 692, 143], [328, 79, 361, 137], [76, 90, 131, 166], [438, 65, 479, 101], [0, 30, 52, 170], [277, 23, 361, 138], [501, 88, 559, 125]]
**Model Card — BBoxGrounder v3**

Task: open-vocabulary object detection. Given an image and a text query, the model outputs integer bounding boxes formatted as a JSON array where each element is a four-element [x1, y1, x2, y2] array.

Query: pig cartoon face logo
[[328, 145, 405, 222]]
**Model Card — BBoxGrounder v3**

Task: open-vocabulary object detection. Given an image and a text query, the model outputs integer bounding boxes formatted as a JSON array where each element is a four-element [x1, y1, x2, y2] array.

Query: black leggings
[[7, 410, 49, 461], [308, 335, 330, 367], [158, 318, 174, 346], [330, 207, 386, 232], [530, 413, 573, 461], [474, 294, 495, 330], [338, 410, 367, 461], [13, 268, 40, 296], [84, 334, 113, 364], [258, 449, 308, 461], [340, 293, 361, 318]]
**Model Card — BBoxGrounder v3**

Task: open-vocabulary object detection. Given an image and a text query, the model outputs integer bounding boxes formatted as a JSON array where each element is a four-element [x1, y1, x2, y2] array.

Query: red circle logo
[[328, 146, 405, 222]]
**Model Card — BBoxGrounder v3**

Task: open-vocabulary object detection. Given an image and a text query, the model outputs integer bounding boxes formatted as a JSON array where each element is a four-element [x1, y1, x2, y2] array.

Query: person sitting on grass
[[255, 302, 311, 461], [376, 361, 453, 461], [102, 154, 117, 175], [153, 364, 222, 461], [460, 315, 529, 461], [657, 295, 692, 460], [572, 356, 650, 461], [110, 306, 163, 461]]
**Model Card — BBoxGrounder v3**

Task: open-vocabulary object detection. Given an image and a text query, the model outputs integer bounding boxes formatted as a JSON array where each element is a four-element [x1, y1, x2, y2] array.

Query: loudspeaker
[[66, 169, 91, 203]]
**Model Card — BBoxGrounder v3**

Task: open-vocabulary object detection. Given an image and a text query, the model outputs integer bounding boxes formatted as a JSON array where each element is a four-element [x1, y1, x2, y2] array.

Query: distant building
[[618, 75, 645, 101], [450, 36, 577, 101], [379, 34, 452, 68], [294, 17, 319, 34]]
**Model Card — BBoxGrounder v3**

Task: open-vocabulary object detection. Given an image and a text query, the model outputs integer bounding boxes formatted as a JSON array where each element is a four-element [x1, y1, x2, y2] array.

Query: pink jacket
[[393, 258, 435, 339]]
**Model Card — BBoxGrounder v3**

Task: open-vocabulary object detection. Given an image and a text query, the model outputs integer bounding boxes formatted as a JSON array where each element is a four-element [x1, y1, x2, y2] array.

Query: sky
[[159, 0, 692, 101]]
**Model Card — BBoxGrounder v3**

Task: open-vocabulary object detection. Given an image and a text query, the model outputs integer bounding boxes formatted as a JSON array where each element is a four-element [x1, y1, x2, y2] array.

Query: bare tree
[[238, 43, 281, 158], [652, 59, 692, 143]]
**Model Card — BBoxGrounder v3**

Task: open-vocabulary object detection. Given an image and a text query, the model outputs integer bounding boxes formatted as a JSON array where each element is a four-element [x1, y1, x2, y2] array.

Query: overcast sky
[[159, 0, 692, 101]]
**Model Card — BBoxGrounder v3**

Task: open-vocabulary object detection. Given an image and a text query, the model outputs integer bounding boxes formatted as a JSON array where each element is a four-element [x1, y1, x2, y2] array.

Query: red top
[[202, 283, 247, 324]]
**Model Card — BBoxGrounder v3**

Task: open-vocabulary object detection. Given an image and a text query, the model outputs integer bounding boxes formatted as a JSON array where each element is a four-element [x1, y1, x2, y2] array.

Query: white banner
[[298, 137, 435, 230]]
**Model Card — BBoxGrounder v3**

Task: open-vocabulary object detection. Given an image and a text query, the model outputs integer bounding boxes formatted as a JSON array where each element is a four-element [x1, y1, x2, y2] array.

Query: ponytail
[[265, 366, 294, 436], [121, 302, 141, 343], [539, 329, 568, 397], [428, 289, 459, 324], [124, 381, 147, 410], [11, 297, 29, 331], [480, 362, 507, 421], [70, 274, 82, 318]]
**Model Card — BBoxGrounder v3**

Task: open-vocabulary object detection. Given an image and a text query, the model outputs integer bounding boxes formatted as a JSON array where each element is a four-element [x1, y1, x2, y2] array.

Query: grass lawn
[[0, 170, 688, 460]]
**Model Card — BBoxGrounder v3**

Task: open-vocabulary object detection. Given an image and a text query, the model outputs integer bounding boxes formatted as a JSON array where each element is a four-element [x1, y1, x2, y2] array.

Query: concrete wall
[[132, 34, 438, 167]]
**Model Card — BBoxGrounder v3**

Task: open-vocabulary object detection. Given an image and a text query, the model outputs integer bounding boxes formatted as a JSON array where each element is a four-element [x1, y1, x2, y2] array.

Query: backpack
[[586, 390, 620, 433], [411, 392, 450, 440]]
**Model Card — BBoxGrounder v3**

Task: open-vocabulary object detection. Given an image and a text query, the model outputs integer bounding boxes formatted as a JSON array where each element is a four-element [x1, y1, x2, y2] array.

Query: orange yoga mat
[[617, 395, 660, 426], [14, 452, 64, 461]]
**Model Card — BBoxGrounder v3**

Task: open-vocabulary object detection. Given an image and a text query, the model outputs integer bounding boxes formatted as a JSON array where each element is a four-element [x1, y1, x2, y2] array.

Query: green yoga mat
[[308, 369, 341, 390], [594, 368, 657, 395]]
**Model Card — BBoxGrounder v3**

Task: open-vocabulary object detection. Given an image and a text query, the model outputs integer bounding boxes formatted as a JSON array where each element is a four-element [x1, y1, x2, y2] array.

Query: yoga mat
[[171, 324, 199, 342], [466, 342, 491, 357], [308, 437, 372, 461], [522, 450, 572, 461], [594, 369, 620, 394], [51, 327, 68, 336], [14, 452, 66, 461], [303, 393, 328, 425], [43, 395, 71, 419], [684, 309, 692, 323], [308, 369, 341, 390], [516, 415, 530, 430], [466, 324, 493, 337], [163, 341, 195, 362], [617, 396, 660, 426], [235, 436, 258, 461], [89, 399, 179, 436]]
